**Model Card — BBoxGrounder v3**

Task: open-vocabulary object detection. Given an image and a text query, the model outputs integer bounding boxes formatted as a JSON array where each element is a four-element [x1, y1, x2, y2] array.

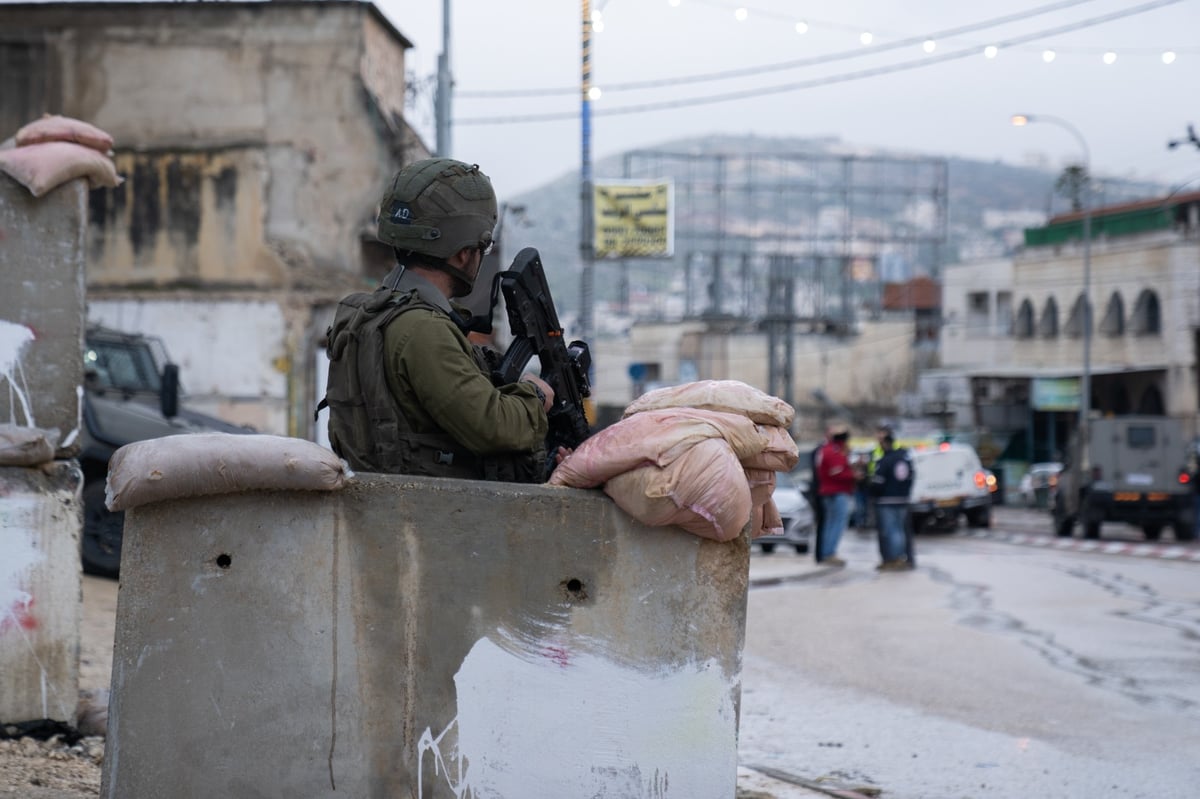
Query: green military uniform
[[325, 269, 547, 481], [382, 270, 547, 457]]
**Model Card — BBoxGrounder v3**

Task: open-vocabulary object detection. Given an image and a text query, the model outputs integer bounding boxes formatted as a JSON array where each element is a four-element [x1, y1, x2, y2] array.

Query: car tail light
[[1180, 471, 1191, 485], [974, 471, 987, 489]]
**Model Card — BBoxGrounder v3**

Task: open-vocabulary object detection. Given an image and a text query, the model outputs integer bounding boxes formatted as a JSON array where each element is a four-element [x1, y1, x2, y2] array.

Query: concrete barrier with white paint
[[0, 176, 86, 729], [102, 475, 750, 797]]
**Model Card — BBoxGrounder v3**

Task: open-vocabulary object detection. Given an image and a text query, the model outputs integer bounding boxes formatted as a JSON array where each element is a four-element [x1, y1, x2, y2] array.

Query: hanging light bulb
[[592, 19, 605, 32], [734, 7, 748, 22], [860, 31, 874, 46], [1162, 51, 1177, 64], [795, 20, 808, 34], [984, 45, 998, 59], [1042, 49, 1056, 63], [1103, 51, 1117, 65], [588, 86, 602, 101], [922, 39, 936, 54]]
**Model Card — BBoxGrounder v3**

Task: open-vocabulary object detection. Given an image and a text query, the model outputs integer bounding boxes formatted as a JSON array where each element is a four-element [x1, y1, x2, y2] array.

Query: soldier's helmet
[[376, 158, 497, 289]]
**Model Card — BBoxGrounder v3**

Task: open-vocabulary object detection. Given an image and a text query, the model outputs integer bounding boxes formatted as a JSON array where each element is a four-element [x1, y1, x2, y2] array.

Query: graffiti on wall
[[0, 319, 37, 427], [417, 634, 737, 798]]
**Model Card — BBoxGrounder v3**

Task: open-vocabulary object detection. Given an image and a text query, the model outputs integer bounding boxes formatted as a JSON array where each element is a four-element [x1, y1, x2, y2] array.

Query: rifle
[[491, 247, 592, 457]]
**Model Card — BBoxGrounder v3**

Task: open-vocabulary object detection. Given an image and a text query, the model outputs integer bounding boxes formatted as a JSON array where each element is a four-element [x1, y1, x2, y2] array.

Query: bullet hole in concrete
[[216, 553, 232, 569], [561, 577, 587, 601]]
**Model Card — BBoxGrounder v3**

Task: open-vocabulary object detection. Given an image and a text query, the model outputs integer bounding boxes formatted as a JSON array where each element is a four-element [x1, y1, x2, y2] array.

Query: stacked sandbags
[[0, 114, 123, 197], [550, 380, 798, 542]]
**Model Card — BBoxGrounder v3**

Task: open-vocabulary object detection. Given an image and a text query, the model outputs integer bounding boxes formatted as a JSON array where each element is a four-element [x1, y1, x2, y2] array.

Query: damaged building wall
[[0, 1, 428, 437]]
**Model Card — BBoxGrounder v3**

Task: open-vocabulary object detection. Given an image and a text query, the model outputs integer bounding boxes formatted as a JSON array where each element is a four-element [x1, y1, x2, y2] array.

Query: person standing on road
[[870, 433, 915, 571], [323, 157, 559, 482], [816, 422, 855, 566], [808, 428, 828, 559]]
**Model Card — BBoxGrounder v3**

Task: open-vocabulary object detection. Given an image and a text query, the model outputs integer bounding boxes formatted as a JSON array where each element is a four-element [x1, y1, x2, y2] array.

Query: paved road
[[740, 508, 1200, 798]]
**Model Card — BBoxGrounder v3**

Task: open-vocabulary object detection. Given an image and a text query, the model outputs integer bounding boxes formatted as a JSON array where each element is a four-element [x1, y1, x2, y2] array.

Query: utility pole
[[578, 0, 595, 342], [434, 0, 452, 157]]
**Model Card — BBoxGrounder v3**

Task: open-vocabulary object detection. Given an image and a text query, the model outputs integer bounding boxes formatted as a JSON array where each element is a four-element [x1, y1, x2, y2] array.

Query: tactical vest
[[323, 287, 544, 482]]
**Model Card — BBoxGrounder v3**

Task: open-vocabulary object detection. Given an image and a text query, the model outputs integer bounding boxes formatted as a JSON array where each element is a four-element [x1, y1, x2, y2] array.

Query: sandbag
[[16, 114, 115, 152], [106, 433, 352, 512], [740, 425, 799, 472], [0, 140, 123, 197], [603, 438, 752, 542], [549, 407, 768, 489], [0, 423, 59, 467], [622, 379, 795, 428]]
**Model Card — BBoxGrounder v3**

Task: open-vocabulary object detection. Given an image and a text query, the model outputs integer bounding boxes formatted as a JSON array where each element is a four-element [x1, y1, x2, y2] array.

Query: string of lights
[[457, 0, 1186, 100], [455, 0, 1184, 125]]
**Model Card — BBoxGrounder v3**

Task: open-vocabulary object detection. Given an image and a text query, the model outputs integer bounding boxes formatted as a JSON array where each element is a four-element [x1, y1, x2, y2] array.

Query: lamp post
[[1012, 113, 1092, 472]]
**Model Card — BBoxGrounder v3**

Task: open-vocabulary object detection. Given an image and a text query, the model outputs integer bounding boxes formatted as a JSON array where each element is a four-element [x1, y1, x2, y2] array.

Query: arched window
[[1131, 289, 1161, 335], [1014, 299, 1035, 339], [1065, 294, 1090, 338], [1100, 292, 1125, 337], [1039, 297, 1059, 338]]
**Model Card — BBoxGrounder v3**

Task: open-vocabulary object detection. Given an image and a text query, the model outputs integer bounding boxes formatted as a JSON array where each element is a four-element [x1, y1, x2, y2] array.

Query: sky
[[376, 0, 1200, 205]]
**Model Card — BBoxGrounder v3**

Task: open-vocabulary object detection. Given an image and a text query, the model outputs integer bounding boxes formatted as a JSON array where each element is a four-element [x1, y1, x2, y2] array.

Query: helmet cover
[[377, 158, 498, 261]]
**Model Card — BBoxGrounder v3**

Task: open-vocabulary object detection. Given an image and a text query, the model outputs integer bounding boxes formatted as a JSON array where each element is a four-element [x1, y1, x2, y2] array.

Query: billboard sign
[[593, 181, 674, 259]]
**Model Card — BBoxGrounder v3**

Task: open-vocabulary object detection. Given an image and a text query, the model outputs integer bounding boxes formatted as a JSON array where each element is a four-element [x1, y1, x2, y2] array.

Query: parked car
[[1018, 462, 1063, 507], [908, 442, 993, 532], [755, 471, 814, 554]]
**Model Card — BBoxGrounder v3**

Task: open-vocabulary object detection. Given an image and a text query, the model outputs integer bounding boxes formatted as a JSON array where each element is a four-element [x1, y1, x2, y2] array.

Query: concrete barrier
[[102, 475, 750, 798], [0, 176, 87, 729], [0, 464, 84, 729]]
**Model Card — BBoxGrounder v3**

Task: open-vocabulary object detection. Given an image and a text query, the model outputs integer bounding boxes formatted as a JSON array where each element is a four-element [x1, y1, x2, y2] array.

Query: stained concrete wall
[[0, 177, 86, 452], [0, 176, 86, 726], [0, 1, 433, 438], [102, 476, 749, 798]]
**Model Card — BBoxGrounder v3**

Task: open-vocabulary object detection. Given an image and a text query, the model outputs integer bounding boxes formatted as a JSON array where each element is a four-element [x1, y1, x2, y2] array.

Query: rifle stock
[[493, 248, 592, 454]]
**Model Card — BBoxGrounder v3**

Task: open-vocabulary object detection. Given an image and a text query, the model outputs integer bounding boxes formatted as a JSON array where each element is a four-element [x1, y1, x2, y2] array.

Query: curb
[[958, 528, 1200, 562]]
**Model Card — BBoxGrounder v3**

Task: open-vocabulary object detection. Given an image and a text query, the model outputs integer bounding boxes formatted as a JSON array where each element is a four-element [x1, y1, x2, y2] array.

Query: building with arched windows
[[935, 190, 1200, 466]]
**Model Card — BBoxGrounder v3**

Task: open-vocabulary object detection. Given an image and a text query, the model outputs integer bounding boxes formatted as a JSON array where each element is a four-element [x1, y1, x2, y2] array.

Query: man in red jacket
[[816, 422, 855, 566]]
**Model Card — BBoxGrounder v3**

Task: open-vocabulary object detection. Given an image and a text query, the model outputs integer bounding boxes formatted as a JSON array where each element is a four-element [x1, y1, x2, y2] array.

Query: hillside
[[498, 134, 1166, 319]]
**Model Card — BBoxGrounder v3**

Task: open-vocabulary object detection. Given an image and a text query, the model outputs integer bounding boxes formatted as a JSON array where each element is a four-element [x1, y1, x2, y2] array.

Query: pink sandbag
[[15, 114, 115, 152], [758, 497, 784, 539], [0, 141, 123, 197], [745, 468, 780, 539], [622, 379, 795, 428], [740, 425, 799, 471], [106, 433, 351, 512], [549, 407, 768, 489], [603, 438, 752, 542]]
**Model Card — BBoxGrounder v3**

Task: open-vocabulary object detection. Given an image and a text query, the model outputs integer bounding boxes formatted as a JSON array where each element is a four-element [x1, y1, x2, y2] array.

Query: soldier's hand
[[520, 373, 555, 412]]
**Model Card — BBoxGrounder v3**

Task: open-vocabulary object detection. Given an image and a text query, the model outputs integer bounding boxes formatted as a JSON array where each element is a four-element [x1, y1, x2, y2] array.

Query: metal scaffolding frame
[[618, 149, 950, 406]]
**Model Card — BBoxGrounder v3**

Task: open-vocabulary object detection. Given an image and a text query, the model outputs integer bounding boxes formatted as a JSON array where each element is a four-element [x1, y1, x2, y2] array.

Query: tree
[[1055, 164, 1090, 212]]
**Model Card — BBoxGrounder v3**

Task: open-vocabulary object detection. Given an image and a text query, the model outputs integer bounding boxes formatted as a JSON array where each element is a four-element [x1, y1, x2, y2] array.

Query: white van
[[907, 443, 993, 531]]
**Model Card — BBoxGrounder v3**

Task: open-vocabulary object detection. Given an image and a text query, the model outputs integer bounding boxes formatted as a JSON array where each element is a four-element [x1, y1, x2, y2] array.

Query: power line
[[455, 0, 1184, 125], [458, 0, 1107, 98]]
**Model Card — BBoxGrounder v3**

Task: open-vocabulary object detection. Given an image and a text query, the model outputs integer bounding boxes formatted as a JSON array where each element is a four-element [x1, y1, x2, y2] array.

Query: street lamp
[[1012, 113, 1092, 473]]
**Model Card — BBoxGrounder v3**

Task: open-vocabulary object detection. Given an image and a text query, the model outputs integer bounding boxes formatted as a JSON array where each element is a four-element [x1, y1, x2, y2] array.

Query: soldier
[[323, 158, 557, 482]]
